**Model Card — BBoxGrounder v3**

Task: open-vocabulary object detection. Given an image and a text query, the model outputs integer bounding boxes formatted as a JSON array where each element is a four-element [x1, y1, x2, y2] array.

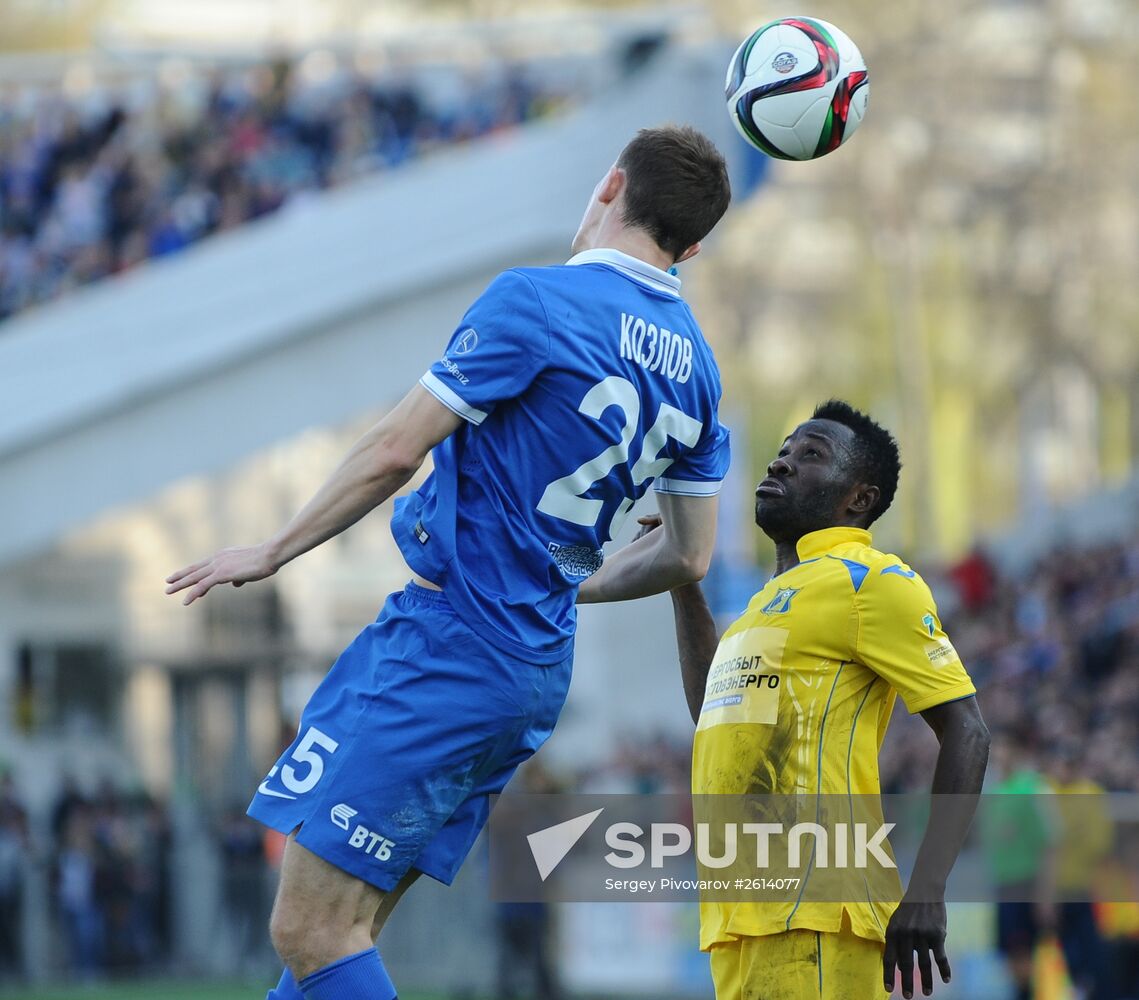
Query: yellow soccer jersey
[[692, 526, 975, 950]]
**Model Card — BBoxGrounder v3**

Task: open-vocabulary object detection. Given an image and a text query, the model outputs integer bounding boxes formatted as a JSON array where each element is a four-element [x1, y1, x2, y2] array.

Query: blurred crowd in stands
[[0, 771, 282, 984], [0, 54, 563, 323], [881, 534, 1139, 796], [49, 777, 172, 979], [0, 772, 173, 982]]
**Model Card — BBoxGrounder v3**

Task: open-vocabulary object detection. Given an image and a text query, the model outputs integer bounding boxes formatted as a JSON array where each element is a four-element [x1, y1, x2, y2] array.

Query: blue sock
[[267, 967, 304, 1000], [298, 948, 396, 1000]]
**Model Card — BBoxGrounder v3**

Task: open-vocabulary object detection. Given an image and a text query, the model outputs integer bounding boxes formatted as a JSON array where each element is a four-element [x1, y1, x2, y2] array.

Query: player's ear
[[849, 484, 880, 519], [598, 165, 624, 205], [674, 242, 701, 265]]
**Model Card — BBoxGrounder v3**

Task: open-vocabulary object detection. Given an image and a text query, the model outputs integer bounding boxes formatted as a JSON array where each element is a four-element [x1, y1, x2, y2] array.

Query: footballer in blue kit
[[166, 125, 732, 1000]]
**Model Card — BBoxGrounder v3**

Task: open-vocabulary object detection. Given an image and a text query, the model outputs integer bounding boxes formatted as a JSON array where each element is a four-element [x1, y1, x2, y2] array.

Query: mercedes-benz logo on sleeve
[[453, 328, 479, 355]]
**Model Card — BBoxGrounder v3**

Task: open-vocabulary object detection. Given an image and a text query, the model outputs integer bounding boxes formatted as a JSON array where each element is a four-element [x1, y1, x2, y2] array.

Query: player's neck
[[772, 541, 801, 577], [772, 518, 868, 575], [587, 227, 675, 273]]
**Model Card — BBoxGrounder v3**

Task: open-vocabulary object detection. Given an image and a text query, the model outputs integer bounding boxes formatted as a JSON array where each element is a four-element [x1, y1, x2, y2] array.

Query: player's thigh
[[371, 868, 421, 940], [271, 833, 384, 940], [411, 655, 573, 886], [708, 941, 744, 999], [819, 927, 883, 999], [711, 930, 881, 1000], [710, 932, 820, 1000]]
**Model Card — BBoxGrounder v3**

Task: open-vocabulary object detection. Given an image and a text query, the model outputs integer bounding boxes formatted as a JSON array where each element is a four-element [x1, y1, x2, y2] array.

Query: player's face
[[754, 420, 862, 540]]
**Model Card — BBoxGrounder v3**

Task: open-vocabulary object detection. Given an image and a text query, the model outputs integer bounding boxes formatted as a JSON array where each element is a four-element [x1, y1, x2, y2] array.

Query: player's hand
[[882, 898, 950, 998], [165, 544, 277, 605], [633, 513, 663, 541]]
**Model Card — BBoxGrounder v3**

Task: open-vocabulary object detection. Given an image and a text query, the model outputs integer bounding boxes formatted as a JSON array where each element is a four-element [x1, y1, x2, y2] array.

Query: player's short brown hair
[[616, 125, 731, 261]]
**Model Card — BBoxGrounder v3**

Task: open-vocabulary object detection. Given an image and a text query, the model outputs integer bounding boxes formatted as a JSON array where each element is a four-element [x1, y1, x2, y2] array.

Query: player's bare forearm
[[267, 432, 421, 569], [166, 429, 420, 605], [908, 696, 990, 894], [883, 696, 989, 998], [576, 527, 705, 604], [577, 494, 717, 604], [166, 385, 461, 605], [670, 583, 718, 723]]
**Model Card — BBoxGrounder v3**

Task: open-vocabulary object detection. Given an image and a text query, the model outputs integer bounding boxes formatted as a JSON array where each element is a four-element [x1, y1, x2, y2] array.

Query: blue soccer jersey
[[392, 248, 730, 663]]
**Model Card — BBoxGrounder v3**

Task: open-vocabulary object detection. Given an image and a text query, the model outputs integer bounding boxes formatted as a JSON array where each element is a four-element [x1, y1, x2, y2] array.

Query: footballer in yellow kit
[[661, 401, 991, 1000]]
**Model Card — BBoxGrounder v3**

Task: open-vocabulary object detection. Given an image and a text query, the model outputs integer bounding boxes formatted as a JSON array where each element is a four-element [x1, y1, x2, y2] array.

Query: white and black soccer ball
[[725, 16, 870, 161]]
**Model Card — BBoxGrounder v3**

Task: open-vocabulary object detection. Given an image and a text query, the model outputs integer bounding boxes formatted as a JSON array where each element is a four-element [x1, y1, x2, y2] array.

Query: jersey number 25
[[536, 375, 700, 540]]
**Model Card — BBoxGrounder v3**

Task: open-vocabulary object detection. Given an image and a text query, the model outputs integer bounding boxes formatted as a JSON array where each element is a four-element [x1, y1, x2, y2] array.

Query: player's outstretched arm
[[670, 580, 718, 724], [615, 513, 720, 723], [575, 492, 717, 605], [883, 696, 990, 999], [165, 386, 461, 605]]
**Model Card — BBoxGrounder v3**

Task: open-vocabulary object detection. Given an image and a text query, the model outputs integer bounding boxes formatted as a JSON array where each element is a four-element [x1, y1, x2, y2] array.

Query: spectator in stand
[[1044, 744, 1112, 999], [50, 772, 87, 851], [47, 777, 176, 978], [90, 780, 140, 973], [494, 760, 563, 1000], [135, 796, 174, 970], [979, 733, 1057, 1000], [0, 55, 564, 324], [947, 545, 998, 613], [0, 771, 28, 983], [57, 805, 103, 980], [219, 805, 274, 977], [880, 532, 1139, 796]]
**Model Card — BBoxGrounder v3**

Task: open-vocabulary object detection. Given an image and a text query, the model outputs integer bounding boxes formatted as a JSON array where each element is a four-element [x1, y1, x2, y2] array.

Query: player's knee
[[269, 898, 330, 973], [270, 891, 375, 978], [268, 900, 304, 967]]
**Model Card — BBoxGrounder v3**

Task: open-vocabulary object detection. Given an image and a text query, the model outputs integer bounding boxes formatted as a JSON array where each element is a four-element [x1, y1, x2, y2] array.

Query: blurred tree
[[0, 0, 113, 51], [692, 0, 1139, 561]]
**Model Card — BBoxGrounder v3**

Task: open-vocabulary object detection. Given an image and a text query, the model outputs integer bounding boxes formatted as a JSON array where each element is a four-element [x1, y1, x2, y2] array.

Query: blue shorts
[[247, 582, 573, 891]]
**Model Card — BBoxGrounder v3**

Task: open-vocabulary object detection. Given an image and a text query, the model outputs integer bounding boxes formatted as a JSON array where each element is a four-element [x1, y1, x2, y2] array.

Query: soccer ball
[[725, 17, 869, 161]]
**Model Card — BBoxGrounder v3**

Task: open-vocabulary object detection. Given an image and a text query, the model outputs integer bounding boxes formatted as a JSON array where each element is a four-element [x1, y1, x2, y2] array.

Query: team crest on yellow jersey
[[761, 587, 799, 614]]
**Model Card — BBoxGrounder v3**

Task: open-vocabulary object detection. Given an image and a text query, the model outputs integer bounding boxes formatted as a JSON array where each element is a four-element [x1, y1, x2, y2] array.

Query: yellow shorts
[[709, 924, 883, 1000]]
